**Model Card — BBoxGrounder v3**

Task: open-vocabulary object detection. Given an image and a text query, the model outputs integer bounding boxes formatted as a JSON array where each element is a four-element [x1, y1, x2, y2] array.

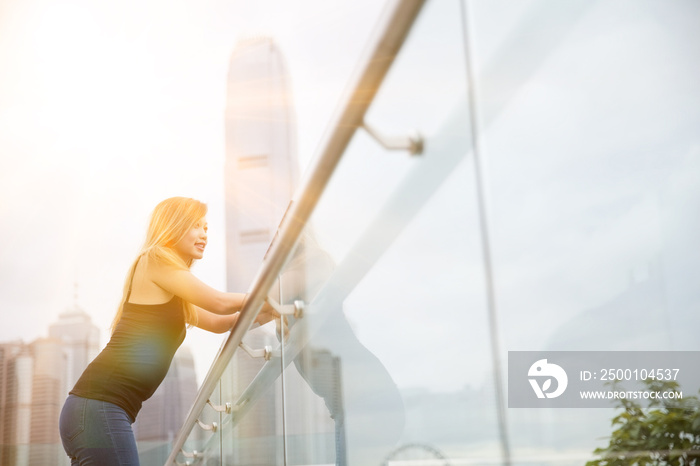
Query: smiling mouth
[[195, 242, 206, 251]]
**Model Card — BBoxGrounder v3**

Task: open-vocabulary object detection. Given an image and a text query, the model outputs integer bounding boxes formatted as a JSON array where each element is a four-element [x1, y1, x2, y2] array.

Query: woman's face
[[173, 217, 208, 262]]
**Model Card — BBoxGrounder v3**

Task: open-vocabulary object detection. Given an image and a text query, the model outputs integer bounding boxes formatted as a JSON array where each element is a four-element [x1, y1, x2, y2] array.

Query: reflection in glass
[[279, 234, 405, 465]]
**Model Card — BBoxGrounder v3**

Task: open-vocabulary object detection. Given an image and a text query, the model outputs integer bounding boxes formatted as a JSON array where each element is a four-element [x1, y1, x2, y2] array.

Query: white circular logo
[[528, 359, 568, 399]]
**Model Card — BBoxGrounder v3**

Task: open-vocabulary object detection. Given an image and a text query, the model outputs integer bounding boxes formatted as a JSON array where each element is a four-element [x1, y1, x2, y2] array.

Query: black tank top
[[70, 271, 186, 421]]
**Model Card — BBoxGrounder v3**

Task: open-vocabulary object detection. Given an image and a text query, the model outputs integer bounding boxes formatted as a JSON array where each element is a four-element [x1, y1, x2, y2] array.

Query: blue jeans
[[59, 394, 140, 466]]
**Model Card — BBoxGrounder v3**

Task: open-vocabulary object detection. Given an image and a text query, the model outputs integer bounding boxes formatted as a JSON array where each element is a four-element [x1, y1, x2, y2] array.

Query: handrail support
[[176, 449, 202, 466], [195, 420, 218, 432], [239, 342, 276, 361], [207, 400, 233, 414], [361, 121, 423, 155], [267, 297, 305, 318]]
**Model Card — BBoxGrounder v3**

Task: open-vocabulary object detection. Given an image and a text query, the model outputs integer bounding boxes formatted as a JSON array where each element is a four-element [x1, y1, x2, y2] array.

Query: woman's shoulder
[[129, 255, 183, 305], [138, 252, 188, 280]]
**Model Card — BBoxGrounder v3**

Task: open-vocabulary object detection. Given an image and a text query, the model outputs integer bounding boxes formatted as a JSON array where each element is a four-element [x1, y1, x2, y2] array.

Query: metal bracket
[[292, 300, 305, 318], [207, 400, 233, 414], [240, 342, 277, 361], [361, 121, 423, 155], [195, 420, 218, 432], [267, 297, 305, 319], [177, 449, 202, 465]]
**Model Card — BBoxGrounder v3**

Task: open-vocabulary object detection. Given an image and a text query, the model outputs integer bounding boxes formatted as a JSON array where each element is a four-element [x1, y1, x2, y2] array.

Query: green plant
[[586, 379, 700, 466]]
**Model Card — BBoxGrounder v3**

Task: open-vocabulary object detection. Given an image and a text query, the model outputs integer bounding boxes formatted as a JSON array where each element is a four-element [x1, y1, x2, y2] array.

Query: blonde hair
[[110, 197, 207, 332]]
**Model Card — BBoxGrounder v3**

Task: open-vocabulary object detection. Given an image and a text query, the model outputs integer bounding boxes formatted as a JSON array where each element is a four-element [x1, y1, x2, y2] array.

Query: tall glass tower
[[223, 37, 340, 465], [224, 36, 299, 293]]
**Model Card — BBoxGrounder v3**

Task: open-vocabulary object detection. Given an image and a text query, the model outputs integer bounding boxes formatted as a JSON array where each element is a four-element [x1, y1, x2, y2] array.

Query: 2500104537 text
[[597, 368, 680, 381]]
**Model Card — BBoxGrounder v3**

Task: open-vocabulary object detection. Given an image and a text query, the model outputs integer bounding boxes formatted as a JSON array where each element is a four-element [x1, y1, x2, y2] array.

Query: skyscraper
[[0, 301, 100, 466], [224, 38, 299, 462], [135, 346, 199, 440], [223, 329, 283, 465], [0, 342, 33, 466], [28, 337, 66, 466], [134, 346, 199, 465], [223, 36, 337, 465], [48, 304, 100, 394], [224, 35, 299, 293]]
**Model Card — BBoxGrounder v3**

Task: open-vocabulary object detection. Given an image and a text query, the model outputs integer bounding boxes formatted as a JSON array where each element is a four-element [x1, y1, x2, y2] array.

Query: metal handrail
[[164, 0, 427, 463]]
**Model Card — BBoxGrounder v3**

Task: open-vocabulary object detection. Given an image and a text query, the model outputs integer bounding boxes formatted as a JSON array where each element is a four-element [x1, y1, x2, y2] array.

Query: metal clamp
[[239, 342, 278, 361], [267, 297, 305, 319], [292, 300, 305, 318], [207, 400, 233, 414], [175, 458, 196, 466], [361, 122, 423, 155], [177, 449, 202, 465], [196, 420, 218, 432]]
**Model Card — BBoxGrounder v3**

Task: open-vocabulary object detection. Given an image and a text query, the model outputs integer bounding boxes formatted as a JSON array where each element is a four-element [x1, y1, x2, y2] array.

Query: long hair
[[110, 197, 207, 332]]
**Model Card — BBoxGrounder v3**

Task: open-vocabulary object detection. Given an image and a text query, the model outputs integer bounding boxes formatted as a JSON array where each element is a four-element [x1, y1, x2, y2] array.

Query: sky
[[0, 0, 388, 383]]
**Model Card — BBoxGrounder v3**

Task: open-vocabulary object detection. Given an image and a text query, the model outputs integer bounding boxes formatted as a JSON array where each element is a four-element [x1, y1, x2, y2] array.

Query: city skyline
[[1, 301, 99, 466], [0, 301, 202, 466]]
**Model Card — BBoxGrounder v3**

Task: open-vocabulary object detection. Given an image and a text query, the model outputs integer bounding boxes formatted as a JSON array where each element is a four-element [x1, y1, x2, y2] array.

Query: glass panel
[[468, 0, 700, 464], [310, 0, 468, 265], [174, 382, 220, 466], [277, 234, 346, 465], [170, 1, 700, 465], [218, 327, 285, 465], [279, 0, 496, 464]]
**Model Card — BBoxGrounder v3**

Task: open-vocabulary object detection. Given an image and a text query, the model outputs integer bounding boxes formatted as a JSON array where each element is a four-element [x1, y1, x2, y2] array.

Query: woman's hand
[[254, 300, 280, 326], [253, 299, 289, 341], [194, 307, 239, 334]]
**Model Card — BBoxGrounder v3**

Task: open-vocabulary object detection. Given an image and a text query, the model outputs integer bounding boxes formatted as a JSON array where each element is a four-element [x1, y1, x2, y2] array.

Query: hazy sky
[[0, 0, 387, 382]]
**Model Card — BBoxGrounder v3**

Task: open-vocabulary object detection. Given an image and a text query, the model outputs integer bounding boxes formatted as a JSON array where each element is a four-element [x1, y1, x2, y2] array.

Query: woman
[[59, 197, 278, 465]]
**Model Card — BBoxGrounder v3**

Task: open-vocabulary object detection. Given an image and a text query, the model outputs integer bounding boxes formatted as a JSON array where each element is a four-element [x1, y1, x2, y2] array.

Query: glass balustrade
[[167, 0, 700, 465], [475, 0, 700, 463]]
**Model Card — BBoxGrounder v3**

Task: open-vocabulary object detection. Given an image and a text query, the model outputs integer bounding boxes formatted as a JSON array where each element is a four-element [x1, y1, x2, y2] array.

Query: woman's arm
[[149, 260, 282, 323], [194, 303, 280, 333], [194, 306, 239, 333], [149, 261, 246, 315]]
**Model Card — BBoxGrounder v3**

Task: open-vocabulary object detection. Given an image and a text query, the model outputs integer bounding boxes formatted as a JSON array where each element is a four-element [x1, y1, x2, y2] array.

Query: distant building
[[28, 338, 66, 466], [224, 35, 299, 293], [48, 305, 100, 393], [223, 329, 283, 465], [224, 35, 292, 464], [286, 347, 345, 465], [0, 302, 100, 466], [133, 346, 199, 465], [0, 338, 67, 466], [0, 342, 33, 466], [134, 346, 199, 442], [223, 36, 337, 465]]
